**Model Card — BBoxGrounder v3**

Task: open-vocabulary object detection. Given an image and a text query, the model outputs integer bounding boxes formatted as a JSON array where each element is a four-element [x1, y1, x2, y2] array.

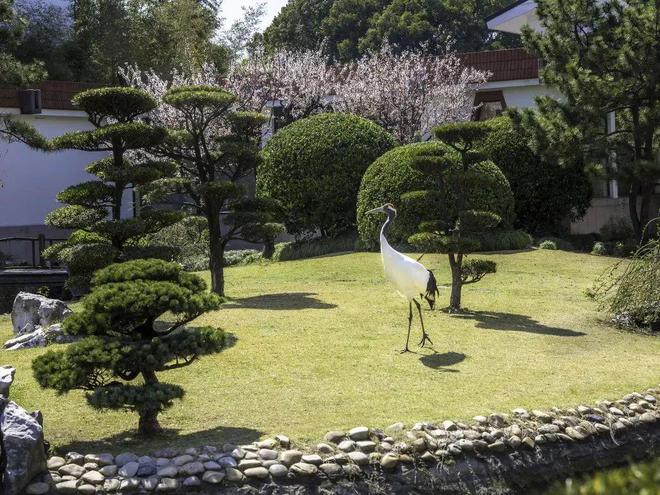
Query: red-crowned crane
[[366, 203, 439, 353]]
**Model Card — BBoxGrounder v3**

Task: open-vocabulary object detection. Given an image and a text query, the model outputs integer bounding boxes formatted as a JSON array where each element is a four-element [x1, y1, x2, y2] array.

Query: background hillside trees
[[0, 0, 46, 86]]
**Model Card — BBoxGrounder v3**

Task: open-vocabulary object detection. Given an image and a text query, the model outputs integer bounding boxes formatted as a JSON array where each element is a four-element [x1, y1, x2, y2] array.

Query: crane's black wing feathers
[[424, 270, 440, 309]]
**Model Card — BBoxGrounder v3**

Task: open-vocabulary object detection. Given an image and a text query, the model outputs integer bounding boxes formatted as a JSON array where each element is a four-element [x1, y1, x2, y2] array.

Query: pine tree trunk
[[207, 208, 225, 296], [448, 253, 463, 312], [639, 183, 654, 243], [262, 238, 275, 259], [138, 369, 162, 436]]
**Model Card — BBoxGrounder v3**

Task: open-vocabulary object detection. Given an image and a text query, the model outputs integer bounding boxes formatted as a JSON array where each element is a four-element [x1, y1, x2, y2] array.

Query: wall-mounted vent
[[18, 89, 42, 114]]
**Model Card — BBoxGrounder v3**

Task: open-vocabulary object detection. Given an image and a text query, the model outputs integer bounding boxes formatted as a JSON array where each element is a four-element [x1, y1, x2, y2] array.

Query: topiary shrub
[[273, 234, 357, 262], [473, 230, 532, 251], [259, 112, 397, 238], [32, 259, 224, 435], [539, 240, 558, 250], [357, 141, 515, 250], [591, 241, 608, 256], [479, 116, 592, 235]]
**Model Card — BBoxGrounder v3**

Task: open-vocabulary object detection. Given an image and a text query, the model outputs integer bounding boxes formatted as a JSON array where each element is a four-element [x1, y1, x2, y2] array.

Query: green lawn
[[2, 250, 659, 455]]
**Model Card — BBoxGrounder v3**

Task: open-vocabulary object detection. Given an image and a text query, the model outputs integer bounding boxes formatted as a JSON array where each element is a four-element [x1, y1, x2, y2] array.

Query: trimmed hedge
[[479, 117, 592, 235], [357, 142, 515, 250], [258, 113, 397, 237]]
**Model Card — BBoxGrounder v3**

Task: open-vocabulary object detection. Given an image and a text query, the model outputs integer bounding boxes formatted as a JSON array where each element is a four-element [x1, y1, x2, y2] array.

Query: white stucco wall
[[0, 109, 132, 229]]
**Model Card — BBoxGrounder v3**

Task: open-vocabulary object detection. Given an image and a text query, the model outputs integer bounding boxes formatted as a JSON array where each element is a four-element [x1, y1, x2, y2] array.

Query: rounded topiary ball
[[357, 142, 515, 249], [258, 113, 397, 237]]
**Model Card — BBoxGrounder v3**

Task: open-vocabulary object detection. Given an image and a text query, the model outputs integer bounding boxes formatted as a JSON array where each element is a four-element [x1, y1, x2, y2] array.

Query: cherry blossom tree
[[335, 45, 490, 143]]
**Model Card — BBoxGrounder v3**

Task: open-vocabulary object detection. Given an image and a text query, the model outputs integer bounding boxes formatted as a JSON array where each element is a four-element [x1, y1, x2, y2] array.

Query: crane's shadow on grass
[[419, 351, 466, 373], [454, 311, 586, 337], [57, 425, 263, 456], [224, 292, 337, 310]]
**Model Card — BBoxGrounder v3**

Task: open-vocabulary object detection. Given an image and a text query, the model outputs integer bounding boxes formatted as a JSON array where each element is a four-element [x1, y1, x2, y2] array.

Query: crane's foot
[[400, 346, 411, 354], [418, 333, 434, 348]]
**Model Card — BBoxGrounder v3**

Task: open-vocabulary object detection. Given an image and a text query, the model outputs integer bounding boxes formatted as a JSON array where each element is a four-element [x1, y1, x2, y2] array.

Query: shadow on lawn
[[455, 311, 586, 337], [57, 425, 263, 456], [225, 292, 337, 310], [420, 351, 466, 372]]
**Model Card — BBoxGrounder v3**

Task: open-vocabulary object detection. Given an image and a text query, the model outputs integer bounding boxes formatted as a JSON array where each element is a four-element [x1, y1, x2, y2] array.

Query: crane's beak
[[366, 206, 385, 215]]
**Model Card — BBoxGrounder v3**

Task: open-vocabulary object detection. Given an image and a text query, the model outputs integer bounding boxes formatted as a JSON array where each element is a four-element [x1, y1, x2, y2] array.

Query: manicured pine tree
[[32, 258, 224, 435], [407, 122, 512, 311], [35, 87, 179, 292], [145, 85, 284, 295]]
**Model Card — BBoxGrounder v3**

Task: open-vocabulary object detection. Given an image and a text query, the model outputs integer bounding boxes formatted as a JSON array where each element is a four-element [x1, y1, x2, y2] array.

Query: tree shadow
[[419, 351, 466, 373], [224, 292, 337, 310], [153, 324, 239, 351], [454, 311, 586, 337], [57, 425, 263, 456]]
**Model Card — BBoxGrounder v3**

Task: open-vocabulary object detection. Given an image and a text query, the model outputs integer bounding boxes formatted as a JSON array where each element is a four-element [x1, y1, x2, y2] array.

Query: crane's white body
[[380, 225, 430, 301]]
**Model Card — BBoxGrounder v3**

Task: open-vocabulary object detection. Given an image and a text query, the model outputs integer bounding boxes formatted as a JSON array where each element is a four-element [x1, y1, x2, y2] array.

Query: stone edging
[[24, 384, 660, 494]]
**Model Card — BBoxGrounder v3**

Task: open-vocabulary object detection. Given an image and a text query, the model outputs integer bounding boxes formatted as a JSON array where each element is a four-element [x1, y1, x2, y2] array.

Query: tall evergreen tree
[[513, 0, 660, 241], [144, 86, 283, 296]]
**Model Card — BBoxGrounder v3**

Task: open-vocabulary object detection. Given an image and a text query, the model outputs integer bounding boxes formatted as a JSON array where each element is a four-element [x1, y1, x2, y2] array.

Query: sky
[[223, 0, 289, 30]]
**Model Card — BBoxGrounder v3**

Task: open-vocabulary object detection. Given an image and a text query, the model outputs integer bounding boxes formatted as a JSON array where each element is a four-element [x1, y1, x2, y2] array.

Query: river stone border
[[25, 385, 660, 494]]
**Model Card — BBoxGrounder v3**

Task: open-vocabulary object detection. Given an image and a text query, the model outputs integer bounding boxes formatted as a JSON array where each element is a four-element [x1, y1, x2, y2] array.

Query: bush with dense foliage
[[591, 226, 660, 331], [479, 117, 592, 235], [273, 234, 357, 262], [405, 122, 515, 311], [32, 259, 224, 435], [259, 112, 397, 238], [357, 141, 515, 250]]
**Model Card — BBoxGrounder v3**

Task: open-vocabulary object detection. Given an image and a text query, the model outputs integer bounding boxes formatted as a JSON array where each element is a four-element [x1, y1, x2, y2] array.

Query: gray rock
[[156, 478, 179, 492], [539, 424, 560, 434], [280, 450, 302, 467], [99, 465, 117, 477], [1, 399, 48, 495], [203, 470, 226, 484], [269, 464, 288, 478], [103, 479, 120, 492], [488, 441, 507, 452], [225, 467, 244, 482], [203, 461, 222, 470], [348, 426, 369, 441], [356, 440, 376, 453], [48, 456, 66, 470], [290, 462, 319, 477], [11, 292, 72, 335], [319, 463, 343, 477], [65, 453, 84, 466], [81, 470, 105, 485], [256, 438, 277, 449], [218, 456, 237, 468], [137, 462, 157, 477], [324, 430, 345, 444], [173, 454, 195, 466], [443, 420, 458, 431], [55, 480, 79, 494], [337, 440, 356, 452], [238, 459, 261, 469], [317, 443, 335, 454], [258, 449, 278, 460], [302, 454, 323, 466], [156, 465, 178, 478], [348, 451, 369, 465], [4, 328, 46, 350], [0, 365, 15, 397], [115, 453, 138, 467], [381, 453, 399, 469], [118, 461, 139, 478], [276, 434, 290, 448], [77, 484, 96, 494], [244, 467, 269, 479], [387, 422, 405, 432], [141, 477, 159, 491], [183, 476, 201, 487], [179, 461, 204, 476]]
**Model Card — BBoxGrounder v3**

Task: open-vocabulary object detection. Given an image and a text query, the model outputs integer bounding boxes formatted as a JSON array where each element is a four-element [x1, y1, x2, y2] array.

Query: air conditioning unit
[[18, 89, 42, 114]]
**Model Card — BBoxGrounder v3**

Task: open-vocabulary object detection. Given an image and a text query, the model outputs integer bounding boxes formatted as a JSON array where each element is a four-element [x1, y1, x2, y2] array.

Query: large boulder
[[0, 398, 48, 495], [11, 292, 72, 336], [0, 366, 15, 397]]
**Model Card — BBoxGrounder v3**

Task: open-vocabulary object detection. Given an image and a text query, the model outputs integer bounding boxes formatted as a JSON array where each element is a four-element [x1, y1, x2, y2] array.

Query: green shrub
[[273, 235, 357, 262], [547, 457, 660, 495], [479, 116, 592, 235], [591, 233, 660, 331], [224, 249, 263, 266], [539, 240, 558, 250], [259, 113, 397, 238], [591, 241, 608, 256], [357, 142, 515, 250]]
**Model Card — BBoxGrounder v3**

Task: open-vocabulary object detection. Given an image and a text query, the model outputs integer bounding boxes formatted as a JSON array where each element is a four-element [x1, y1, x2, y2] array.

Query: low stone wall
[[25, 385, 660, 494]]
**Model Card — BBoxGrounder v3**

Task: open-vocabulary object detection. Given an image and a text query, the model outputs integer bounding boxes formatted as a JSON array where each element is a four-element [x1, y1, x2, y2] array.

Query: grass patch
[[1, 250, 659, 455]]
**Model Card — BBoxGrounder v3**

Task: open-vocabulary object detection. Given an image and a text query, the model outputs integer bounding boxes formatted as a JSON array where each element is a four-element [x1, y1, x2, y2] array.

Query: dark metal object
[[17, 89, 42, 114]]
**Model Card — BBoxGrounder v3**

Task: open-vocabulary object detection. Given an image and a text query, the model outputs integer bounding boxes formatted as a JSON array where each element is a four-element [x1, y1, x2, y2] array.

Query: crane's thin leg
[[415, 299, 433, 347], [401, 301, 413, 353]]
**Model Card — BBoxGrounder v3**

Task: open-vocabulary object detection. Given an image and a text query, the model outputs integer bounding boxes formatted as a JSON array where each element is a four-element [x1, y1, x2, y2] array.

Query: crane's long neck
[[380, 209, 396, 250]]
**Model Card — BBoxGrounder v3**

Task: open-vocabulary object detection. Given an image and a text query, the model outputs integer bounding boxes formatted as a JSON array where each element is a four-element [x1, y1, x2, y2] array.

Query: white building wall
[[0, 109, 131, 231]]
